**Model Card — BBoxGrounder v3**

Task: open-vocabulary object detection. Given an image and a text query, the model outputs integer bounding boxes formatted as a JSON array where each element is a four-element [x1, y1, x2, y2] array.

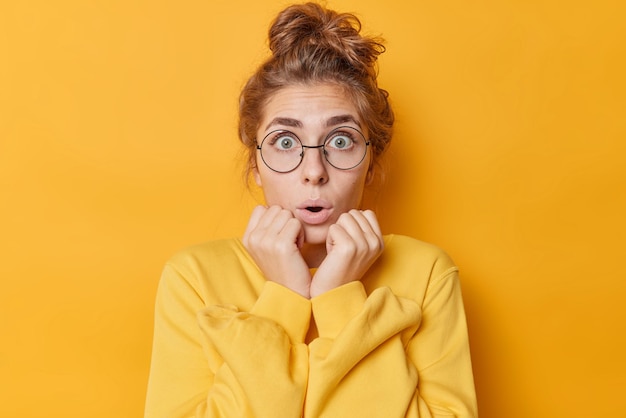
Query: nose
[[300, 145, 328, 184]]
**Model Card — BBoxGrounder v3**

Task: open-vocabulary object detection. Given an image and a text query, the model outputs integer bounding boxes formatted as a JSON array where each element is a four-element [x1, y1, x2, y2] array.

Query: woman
[[145, 3, 477, 417]]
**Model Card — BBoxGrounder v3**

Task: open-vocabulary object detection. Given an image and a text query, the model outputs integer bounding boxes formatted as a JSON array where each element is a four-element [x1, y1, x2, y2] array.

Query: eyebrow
[[264, 114, 362, 132], [325, 114, 362, 129], [264, 117, 302, 131]]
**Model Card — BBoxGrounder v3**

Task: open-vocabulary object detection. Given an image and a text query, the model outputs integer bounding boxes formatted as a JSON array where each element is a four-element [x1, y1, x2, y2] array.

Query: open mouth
[[297, 203, 331, 225]]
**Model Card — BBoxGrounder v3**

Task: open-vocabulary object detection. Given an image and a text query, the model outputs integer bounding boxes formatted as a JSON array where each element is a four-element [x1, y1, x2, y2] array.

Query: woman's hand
[[243, 205, 312, 298], [310, 209, 384, 298]]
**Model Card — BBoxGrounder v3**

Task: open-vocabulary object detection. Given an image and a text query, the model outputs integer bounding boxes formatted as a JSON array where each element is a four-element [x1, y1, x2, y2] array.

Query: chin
[[303, 225, 329, 245]]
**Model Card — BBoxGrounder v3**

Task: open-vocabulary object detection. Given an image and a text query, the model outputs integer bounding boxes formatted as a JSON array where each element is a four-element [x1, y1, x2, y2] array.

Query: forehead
[[260, 84, 362, 132]]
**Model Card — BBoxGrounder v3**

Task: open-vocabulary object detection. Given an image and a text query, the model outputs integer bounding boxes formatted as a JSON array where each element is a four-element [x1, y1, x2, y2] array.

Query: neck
[[301, 243, 327, 268]]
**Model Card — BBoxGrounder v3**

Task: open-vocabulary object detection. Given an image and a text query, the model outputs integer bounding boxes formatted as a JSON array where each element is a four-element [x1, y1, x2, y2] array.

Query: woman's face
[[253, 83, 373, 245]]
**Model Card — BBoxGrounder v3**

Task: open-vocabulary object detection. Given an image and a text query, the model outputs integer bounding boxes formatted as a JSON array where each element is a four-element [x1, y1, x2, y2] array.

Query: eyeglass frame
[[255, 125, 371, 173]]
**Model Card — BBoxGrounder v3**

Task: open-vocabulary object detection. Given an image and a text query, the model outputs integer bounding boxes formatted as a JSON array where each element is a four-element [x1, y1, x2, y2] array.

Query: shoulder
[[166, 238, 250, 270], [364, 235, 459, 299], [382, 234, 458, 279], [162, 238, 254, 287], [159, 238, 262, 306]]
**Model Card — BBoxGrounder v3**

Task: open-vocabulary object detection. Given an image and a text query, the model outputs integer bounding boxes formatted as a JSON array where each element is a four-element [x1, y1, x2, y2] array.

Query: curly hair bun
[[268, 2, 384, 77]]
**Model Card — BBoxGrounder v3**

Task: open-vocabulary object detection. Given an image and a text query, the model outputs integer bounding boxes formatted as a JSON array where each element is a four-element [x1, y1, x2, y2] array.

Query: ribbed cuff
[[251, 281, 311, 343], [311, 281, 367, 339]]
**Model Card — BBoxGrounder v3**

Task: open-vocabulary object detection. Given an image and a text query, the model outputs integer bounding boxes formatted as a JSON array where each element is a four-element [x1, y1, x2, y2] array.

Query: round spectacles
[[256, 126, 370, 173]]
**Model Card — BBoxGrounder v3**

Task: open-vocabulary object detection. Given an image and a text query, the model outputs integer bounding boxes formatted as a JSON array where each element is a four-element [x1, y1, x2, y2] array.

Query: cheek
[[253, 168, 262, 187], [257, 174, 293, 204], [343, 174, 368, 203]]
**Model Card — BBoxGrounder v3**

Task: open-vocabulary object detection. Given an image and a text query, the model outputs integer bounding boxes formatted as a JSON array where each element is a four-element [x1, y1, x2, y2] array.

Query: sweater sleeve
[[144, 264, 311, 418], [305, 272, 477, 417], [404, 267, 477, 417]]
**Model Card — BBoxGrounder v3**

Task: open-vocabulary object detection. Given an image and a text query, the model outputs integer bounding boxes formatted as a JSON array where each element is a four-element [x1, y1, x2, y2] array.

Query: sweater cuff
[[251, 281, 311, 343], [311, 281, 367, 339]]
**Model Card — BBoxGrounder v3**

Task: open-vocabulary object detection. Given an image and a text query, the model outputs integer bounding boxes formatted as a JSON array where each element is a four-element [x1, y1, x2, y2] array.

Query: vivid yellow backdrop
[[1, 0, 624, 417]]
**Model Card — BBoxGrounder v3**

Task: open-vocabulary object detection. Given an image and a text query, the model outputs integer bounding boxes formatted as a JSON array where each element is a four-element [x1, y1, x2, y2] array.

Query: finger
[[360, 210, 382, 237], [244, 206, 288, 250], [344, 210, 383, 251], [253, 205, 282, 230], [280, 217, 305, 250], [325, 222, 352, 254], [243, 205, 267, 243], [335, 211, 369, 243], [357, 210, 384, 245], [253, 206, 295, 240]]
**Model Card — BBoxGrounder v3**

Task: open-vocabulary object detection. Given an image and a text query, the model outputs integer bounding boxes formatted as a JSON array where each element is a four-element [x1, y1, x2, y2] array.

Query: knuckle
[[338, 212, 352, 221]]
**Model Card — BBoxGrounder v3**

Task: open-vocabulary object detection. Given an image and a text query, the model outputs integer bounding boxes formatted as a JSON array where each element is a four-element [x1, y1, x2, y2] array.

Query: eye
[[269, 133, 299, 150], [326, 132, 354, 150]]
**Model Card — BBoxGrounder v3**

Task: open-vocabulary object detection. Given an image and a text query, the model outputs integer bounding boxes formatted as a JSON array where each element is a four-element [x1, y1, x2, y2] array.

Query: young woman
[[145, 3, 477, 417]]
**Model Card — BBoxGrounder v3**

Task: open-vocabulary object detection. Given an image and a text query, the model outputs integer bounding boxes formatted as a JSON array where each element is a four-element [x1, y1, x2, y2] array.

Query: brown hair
[[238, 2, 394, 177]]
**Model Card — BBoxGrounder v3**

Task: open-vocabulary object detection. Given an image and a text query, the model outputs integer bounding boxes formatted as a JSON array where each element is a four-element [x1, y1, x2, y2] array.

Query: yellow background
[[1, 0, 624, 416]]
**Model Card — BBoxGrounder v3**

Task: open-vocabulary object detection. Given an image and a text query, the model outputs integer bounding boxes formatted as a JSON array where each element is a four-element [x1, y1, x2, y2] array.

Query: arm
[[144, 264, 311, 418], [305, 281, 421, 417], [404, 267, 477, 417], [304, 270, 477, 417]]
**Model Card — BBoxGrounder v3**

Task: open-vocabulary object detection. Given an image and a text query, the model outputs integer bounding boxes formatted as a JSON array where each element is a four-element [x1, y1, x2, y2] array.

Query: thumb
[[325, 223, 346, 254], [296, 225, 305, 249]]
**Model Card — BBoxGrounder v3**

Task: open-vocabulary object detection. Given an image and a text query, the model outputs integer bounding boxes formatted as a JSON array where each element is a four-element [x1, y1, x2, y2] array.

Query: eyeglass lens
[[258, 126, 369, 173]]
